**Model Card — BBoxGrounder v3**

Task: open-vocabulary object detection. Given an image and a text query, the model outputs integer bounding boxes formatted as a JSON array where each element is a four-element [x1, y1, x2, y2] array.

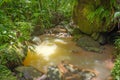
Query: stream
[[23, 35, 114, 80]]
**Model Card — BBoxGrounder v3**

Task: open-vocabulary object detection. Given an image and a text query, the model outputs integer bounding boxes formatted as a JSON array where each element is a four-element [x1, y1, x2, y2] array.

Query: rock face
[[73, 0, 115, 42], [15, 66, 43, 80]]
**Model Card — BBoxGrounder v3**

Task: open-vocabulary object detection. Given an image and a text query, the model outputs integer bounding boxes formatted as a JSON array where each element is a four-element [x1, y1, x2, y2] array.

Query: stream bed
[[23, 35, 114, 80]]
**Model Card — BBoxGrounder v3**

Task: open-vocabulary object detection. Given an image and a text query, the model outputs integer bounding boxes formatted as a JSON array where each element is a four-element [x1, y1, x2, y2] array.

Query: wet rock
[[15, 66, 43, 80], [34, 66, 62, 80], [77, 36, 101, 52], [53, 25, 67, 33], [32, 36, 41, 45], [79, 70, 96, 80], [56, 32, 71, 38], [35, 62, 96, 80], [47, 66, 62, 80], [44, 24, 72, 38], [58, 61, 96, 80], [63, 65, 96, 80]]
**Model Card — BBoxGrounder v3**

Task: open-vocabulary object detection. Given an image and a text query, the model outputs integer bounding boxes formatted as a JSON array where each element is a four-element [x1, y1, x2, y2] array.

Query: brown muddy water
[[23, 36, 114, 80]]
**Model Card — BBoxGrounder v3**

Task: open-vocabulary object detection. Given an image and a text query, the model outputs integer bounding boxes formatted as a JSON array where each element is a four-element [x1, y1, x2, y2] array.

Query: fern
[[86, 6, 105, 23], [86, 5, 115, 32]]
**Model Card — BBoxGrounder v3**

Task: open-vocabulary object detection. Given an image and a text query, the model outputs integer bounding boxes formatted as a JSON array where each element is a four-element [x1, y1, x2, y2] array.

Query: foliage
[[0, 65, 17, 80], [114, 11, 120, 27], [0, 19, 32, 68], [0, 10, 15, 45], [0, 0, 76, 61], [112, 38, 120, 80], [35, 0, 77, 28], [14, 22, 33, 42], [0, 45, 23, 66], [0, 11, 33, 46], [112, 55, 120, 80], [84, 0, 117, 31], [0, 0, 76, 29], [115, 38, 120, 48], [114, 38, 120, 56], [0, 0, 77, 79], [114, 12, 120, 19]]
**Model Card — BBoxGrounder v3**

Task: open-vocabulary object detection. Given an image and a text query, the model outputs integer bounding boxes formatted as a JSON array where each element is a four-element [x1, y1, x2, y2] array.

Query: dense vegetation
[[112, 38, 120, 80], [111, 1, 120, 78], [0, 65, 17, 80], [0, 0, 120, 80], [0, 0, 76, 79]]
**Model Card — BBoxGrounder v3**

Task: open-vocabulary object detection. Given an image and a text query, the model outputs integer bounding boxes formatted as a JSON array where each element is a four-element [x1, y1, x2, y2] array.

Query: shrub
[[0, 45, 23, 70], [112, 38, 120, 80], [112, 55, 120, 80], [114, 38, 120, 56], [0, 65, 17, 80]]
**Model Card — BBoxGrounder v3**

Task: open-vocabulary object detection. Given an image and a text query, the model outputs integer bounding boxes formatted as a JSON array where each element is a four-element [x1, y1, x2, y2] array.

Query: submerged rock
[[15, 66, 43, 80], [79, 70, 96, 80]]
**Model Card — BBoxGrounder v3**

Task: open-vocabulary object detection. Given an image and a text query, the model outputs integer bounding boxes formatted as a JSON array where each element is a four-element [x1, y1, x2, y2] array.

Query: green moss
[[73, 0, 114, 35], [76, 36, 101, 52]]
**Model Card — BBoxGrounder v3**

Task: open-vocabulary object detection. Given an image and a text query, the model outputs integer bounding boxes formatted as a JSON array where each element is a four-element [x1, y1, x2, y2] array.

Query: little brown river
[[23, 35, 114, 80]]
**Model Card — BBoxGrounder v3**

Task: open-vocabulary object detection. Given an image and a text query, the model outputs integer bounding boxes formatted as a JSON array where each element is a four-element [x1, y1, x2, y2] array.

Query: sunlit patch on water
[[35, 41, 57, 60]]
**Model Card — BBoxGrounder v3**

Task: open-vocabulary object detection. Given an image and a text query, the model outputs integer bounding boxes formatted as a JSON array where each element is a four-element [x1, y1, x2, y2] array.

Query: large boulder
[[73, 0, 115, 38]]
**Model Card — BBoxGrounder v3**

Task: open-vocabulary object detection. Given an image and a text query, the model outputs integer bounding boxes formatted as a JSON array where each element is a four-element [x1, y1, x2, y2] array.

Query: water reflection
[[35, 41, 57, 59]]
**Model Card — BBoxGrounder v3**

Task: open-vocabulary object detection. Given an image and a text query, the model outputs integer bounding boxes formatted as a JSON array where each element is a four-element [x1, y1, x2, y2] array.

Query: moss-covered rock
[[73, 0, 115, 36], [76, 36, 102, 52]]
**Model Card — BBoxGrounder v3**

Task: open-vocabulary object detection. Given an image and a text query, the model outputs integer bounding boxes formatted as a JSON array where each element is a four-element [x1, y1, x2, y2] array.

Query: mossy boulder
[[73, 0, 115, 35], [77, 36, 102, 52]]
